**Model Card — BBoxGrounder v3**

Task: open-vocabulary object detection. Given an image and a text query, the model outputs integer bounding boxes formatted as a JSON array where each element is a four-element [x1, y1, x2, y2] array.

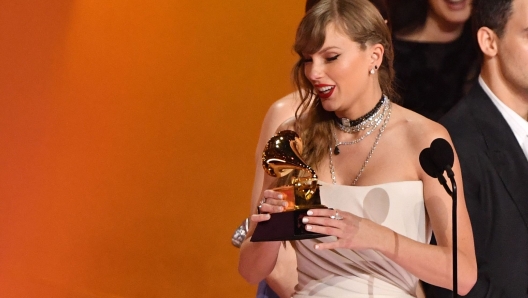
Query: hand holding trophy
[[251, 130, 328, 242]]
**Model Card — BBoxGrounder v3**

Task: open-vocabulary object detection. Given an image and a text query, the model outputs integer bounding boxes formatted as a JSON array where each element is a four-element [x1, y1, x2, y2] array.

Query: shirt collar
[[478, 76, 528, 149]]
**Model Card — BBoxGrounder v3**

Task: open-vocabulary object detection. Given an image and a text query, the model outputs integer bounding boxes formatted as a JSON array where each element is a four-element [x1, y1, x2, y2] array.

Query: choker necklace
[[335, 95, 387, 133], [329, 99, 392, 185], [332, 97, 389, 155]]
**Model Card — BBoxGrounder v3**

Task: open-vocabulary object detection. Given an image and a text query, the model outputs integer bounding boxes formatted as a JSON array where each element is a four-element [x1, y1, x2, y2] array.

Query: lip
[[444, 0, 467, 11], [314, 84, 335, 99]]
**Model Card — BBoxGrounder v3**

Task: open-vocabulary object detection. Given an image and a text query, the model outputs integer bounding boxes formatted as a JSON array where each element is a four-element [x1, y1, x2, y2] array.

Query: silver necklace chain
[[332, 98, 389, 151], [329, 100, 392, 185], [336, 95, 387, 133]]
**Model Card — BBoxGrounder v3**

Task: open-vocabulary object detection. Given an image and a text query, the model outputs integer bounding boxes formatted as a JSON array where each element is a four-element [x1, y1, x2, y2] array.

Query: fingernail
[[265, 214, 271, 219], [305, 225, 312, 231], [283, 202, 289, 207], [307, 210, 313, 215], [277, 194, 283, 199], [302, 217, 309, 223], [278, 206, 283, 212]]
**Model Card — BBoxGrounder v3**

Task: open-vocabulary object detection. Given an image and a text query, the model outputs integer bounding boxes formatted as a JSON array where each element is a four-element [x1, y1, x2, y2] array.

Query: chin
[[320, 100, 337, 113], [447, 14, 470, 24], [447, 9, 471, 22]]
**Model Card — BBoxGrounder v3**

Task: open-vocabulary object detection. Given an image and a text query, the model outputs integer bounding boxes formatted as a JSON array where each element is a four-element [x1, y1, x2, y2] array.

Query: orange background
[[0, 0, 304, 297]]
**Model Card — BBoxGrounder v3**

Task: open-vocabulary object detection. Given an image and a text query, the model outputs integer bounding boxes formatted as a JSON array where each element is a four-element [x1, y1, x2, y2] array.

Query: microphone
[[419, 147, 439, 178], [419, 138, 456, 193], [430, 138, 454, 178], [420, 138, 454, 177], [419, 138, 458, 298]]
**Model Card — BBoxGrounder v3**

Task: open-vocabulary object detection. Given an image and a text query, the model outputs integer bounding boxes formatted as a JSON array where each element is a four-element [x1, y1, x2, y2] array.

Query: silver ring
[[257, 204, 263, 214], [331, 210, 343, 220]]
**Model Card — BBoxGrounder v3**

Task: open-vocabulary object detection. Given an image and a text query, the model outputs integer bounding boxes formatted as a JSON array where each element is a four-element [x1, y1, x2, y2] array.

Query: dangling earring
[[369, 65, 378, 75]]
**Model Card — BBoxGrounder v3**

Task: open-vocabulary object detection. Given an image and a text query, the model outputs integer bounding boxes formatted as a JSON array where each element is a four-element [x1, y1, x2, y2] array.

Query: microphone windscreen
[[419, 148, 439, 178], [430, 138, 454, 169]]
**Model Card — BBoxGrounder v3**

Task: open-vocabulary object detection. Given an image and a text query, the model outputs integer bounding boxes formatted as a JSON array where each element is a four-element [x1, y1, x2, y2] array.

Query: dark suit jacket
[[426, 83, 528, 297]]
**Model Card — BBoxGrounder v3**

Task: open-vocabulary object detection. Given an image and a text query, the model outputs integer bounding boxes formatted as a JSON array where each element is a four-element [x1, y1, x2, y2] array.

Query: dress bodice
[[293, 181, 431, 298]]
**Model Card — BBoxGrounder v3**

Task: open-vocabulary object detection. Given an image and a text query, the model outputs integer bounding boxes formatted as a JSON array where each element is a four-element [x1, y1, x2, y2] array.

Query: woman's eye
[[325, 54, 340, 62]]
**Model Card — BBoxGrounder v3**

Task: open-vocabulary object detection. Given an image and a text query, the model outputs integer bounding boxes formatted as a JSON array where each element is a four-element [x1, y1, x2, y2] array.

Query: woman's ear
[[370, 43, 384, 69], [477, 27, 498, 58]]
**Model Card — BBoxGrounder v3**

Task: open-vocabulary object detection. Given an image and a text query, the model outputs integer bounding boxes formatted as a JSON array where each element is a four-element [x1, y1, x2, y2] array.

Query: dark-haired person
[[425, 0, 528, 296], [239, 0, 477, 297], [389, 0, 478, 121]]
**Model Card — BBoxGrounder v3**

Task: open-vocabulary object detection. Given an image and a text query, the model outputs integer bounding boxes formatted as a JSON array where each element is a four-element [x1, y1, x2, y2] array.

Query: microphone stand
[[446, 166, 457, 298], [419, 139, 458, 297], [437, 166, 457, 298]]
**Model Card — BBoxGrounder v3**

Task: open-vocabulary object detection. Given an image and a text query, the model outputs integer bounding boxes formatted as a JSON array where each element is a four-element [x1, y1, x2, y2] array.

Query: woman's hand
[[250, 189, 290, 223], [302, 208, 386, 251]]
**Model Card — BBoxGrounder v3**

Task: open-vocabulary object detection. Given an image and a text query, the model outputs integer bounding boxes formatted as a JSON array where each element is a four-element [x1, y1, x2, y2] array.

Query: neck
[[399, 12, 465, 43], [481, 67, 528, 121], [334, 89, 384, 120], [334, 95, 385, 126]]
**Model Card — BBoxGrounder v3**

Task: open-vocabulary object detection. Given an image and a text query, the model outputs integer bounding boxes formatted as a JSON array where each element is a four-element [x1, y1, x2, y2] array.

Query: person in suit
[[426, 0, 528, 296]]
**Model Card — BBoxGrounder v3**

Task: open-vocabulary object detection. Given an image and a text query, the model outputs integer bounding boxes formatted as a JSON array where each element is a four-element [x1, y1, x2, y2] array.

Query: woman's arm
[[380, 147, 477, 294], [239, 93, 300, 286], [238, 183, 289, 284], [265, 241, 297, 298]]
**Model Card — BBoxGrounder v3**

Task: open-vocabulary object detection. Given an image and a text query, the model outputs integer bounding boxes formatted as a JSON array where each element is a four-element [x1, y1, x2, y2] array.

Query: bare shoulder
[[265, 92, 300, 122], [390, 104, 452, 151], [258, 92, 300, 147]]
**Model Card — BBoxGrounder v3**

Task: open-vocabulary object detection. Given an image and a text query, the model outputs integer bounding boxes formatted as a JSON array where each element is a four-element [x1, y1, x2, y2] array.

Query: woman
[[389, 0, 477, 121], [239, 0, 477, 297], [234, 1, 392, 297]]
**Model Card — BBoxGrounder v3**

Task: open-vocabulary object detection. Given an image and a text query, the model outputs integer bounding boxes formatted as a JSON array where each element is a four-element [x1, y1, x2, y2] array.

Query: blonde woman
[[239, 0, 476, 296]]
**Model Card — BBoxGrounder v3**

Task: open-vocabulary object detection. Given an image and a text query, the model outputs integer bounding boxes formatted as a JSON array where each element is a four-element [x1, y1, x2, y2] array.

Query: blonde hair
[[292, 0, 396, 169]]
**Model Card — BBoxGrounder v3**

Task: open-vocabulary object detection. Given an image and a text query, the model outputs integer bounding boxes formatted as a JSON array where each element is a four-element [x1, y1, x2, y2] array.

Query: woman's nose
[[306, 61, 323, 81]]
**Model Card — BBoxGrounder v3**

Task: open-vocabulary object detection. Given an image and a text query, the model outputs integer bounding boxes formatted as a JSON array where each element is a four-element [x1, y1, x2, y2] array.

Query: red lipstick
[[315, 84, 335, 99]]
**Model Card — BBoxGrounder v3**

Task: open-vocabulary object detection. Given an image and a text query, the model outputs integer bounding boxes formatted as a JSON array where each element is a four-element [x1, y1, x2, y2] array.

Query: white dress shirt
[[479, 76, 528, 161]]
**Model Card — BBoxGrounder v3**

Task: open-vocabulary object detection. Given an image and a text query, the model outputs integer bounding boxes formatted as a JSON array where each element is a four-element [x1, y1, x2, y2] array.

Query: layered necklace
[[334, 95, 386, 133], [329, 95, 391, 185], [332, 95, 388, 155]]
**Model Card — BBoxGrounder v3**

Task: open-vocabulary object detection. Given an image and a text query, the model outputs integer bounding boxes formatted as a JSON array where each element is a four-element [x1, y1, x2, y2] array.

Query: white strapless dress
[[292, 181, 431, 298]]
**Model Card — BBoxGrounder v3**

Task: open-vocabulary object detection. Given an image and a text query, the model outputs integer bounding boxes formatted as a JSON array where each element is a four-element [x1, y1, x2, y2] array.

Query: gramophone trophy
[[251, 130, 327, 242]]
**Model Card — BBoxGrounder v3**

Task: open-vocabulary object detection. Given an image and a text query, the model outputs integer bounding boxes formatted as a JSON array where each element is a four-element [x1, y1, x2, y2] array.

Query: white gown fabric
[[292, 181, 432, 298]]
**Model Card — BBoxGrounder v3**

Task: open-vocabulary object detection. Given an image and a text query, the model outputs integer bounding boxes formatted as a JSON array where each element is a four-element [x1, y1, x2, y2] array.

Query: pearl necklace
[[329, 100, 392, 185]]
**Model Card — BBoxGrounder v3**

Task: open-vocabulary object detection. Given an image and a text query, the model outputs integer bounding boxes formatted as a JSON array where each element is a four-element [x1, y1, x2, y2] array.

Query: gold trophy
[[251, 130, 327, 242]]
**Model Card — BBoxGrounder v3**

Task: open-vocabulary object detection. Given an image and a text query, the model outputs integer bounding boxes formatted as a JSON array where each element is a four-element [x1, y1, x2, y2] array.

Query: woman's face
[[302, 23, 375, 118], [428, 0, 472, 25]]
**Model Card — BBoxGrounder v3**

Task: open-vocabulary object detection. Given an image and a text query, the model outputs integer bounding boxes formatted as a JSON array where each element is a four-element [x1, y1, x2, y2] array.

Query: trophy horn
[[262, 130, 317, 179], [251, 130, 327, 242]]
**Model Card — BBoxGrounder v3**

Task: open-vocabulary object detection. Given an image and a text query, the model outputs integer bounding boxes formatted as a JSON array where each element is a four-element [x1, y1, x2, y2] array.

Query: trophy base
[[251, 207, 328, 242]]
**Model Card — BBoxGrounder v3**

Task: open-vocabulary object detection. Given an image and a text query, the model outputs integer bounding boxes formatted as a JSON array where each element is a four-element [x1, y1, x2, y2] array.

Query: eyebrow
[[317, 46, 341, 53], [302, 46, 341, 57]]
